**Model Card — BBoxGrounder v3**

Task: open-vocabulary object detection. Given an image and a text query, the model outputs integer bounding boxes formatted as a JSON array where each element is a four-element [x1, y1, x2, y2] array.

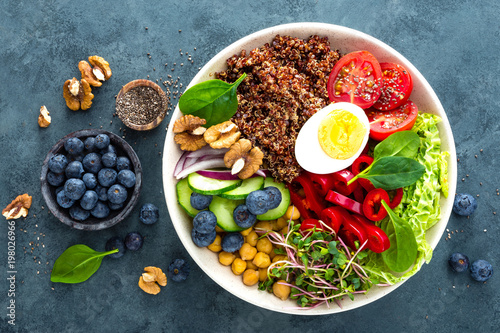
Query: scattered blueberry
[[263, 186, 282, 210], [107, 184, 128, 204], [82, 173, 98, 189], [139, 203, 159, 225], [48, 154, 68, 174], [101, 152, 117, 168], [246, 190, 269, 215], [221, 232, 244, 252], [56, 190, 74, 208], [470, 259, 493, 282], [47, 171, 65, 187], [191, 228, 216, 247], [98, 168, 117, 187], [84, 136, 96, 151], [65, 161, 84, 179], [190, 192, 212, 210], [64, 178, 86, 200], [453, 193, 477, 216], [233, 204, 256, 229], [193, 211, 217, 233], [82, 152, 102, 173], [117, 169, 136, 188], [448, 252, 470, 273], [116, 156, 131, 171], [105, 236, 125, 258], [91, 201, 110, 218], [64, 137, 84, 155], [95, 134, 110, 150], [95, 184, 108, 201], [69, 205, 90, 221], [80, 190, 99, 210], [168, 259, 190, 282], [124, 232, 143, 251]]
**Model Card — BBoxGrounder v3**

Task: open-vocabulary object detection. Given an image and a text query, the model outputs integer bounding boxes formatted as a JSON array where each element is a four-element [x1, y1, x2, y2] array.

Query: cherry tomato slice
[[365, 100, 419, 142], [372, 62, 413, 111], [363, 188, 390, 222], [327, 51, 382, 109], [351, 214, 391, 253]]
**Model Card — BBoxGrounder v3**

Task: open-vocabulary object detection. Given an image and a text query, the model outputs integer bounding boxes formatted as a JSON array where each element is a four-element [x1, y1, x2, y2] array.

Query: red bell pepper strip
[[362, 188, 390, 222], [330, 170, 358, 196], [325, 190, 363, 216], [287, 184, 315, 219], [351, 214, 390, 253], [299, 218, 327, 232], [387, 188, 404, 209], [351, 154, 376, 192], [353, 185, 366, 203], [319, 206, 348, 233], [288, 174, 327, 219], [303, 171, 337, 197], [338, 213, 368, 251]]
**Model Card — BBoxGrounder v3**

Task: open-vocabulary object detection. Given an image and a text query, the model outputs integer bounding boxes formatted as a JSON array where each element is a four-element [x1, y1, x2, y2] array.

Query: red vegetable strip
[[325, 190, 363, 216]]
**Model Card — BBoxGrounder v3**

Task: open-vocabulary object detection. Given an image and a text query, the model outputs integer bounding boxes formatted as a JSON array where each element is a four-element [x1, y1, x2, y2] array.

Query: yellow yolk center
[[318, 109, 366, 160]]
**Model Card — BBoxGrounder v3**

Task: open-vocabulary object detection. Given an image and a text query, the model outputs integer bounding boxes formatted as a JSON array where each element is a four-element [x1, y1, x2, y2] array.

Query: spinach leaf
[[373, 131, 420, 160], [358, 156, 425, 190], [50, 244, 118, 284], [380, 201, 418, 272], [179, 73, 246, 127]]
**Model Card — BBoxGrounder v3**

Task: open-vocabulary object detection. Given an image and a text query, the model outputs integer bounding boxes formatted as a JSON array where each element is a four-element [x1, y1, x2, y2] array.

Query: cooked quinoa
[[216, 35, 340, 183]]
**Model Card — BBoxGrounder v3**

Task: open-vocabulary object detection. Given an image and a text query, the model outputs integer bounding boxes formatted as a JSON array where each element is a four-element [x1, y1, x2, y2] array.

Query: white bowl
[[162, 22, 457, 315]]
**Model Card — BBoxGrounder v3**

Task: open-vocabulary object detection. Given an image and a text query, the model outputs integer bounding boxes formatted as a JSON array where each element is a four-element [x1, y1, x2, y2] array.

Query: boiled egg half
[[295, 102, 370, 174]]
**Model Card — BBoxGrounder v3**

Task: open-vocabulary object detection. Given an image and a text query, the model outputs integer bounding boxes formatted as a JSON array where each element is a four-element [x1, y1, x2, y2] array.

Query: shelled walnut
[[38, 105, 51, 127], [204, 121, 241, 149], [79, 56, 112, 87], [63, 77, 94, 111], [224, 139, 263, 179], [173, 115, 207, 151], [138, 266, 167, 295], [2, 193, 32, 220]]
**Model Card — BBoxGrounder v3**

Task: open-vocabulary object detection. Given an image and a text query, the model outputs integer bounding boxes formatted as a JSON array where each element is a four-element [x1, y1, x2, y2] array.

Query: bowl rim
[[41, 129, 142, 231], [162, 22, 457, 314]]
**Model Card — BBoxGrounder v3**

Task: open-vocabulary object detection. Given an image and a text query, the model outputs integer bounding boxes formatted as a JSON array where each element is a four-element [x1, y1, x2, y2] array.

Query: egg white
[[295, 102, 370, 174]]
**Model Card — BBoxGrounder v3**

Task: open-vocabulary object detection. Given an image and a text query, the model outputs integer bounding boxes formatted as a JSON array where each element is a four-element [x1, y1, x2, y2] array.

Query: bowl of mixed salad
[[162, 22, 457, 314]]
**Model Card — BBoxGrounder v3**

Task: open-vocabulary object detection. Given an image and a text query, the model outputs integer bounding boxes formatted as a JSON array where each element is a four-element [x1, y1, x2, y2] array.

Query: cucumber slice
[[188, 173, 242, 195], [209, 196, 245, 232], [257, 177, 291, 220], [219, 176, 265, 200], [176, 178, 202, 217]]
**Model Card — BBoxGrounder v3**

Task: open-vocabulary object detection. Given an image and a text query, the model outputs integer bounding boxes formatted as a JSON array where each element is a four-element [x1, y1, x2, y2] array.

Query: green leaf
[[50, 244, 118, 284], [359, 156, 425, 190], [328, 241, 338, 255], [373, 131, 420, 160], [178, 73, 247, 127]]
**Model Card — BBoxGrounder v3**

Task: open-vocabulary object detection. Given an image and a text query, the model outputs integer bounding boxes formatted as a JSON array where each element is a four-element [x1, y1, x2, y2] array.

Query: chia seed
[[116, 86, 166, 126]]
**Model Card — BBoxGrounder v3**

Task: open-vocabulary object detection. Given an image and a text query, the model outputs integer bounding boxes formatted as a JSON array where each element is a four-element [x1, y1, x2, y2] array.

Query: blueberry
[[48, 154, 69, 174], [98, 168, 117, 187], [69, 205, 90, 221], [124, 232, 143, 251], [448, 252, 470, 273], [64, 178, 86, 200], [91, 201, 110, 219], [82, 152, 102, 173], [64, 137, 84, 155], [55, 186, 64, 195], [221, 232, 244, 252], [105, 236, 125, 258], [82, 173, 98, 189], [80, 190, 98, 210], [47, 171, 65, 187], [95, 185, 108, 201], [168, 259, 190, 282], [191, 228, 216, 247], [116, 156, 131, 171], [101, 152, 117, 168], [470, 259, 493, 282], [56, 190, 74, 208], [117, 169, 136, 188], [193, 211, 217, 233], [84, 137, 96, 152], [108, 202, 124, 211], [139, 203, 159, 225], [233, 204, 256, 229], [107, 184, 128, 204], [100, 144, 117, 155], [263, 186, 282, 210], [95, 134, 110, 150], [245, 190, 269, 215], [453, 193, 477, 216], [65, 161, 84, 179], [190, 192, 213, 210], [67, 154, 84, 163]]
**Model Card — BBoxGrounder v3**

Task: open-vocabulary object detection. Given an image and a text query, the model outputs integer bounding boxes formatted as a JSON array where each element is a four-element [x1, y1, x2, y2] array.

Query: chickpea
[[276, 217, 288, 230], [258, 268, 268, 282], [239, 243, 257, 261], [219, 251, 236, 266], [207, 234, 222, 252], [245, 231, 259, 246], [268, 247, 277, 260], [254, 221, 275, 232], [231, 258, 247, 275], [256, 238, 273, 254], [284, 205, 300, 221], [240, 227, 253, 236], [272, 255, 288, 267], [280, 226, 289, 235], [272, 279, 291, 301], [252, 252, 271, 268], [242, 269, 259, 286], [246, 260, 258, 270]]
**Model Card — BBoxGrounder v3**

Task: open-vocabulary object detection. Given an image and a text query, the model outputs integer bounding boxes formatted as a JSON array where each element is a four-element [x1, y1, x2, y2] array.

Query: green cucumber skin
[[176, 178, 202, 217], [257, 177, 291, 220], [187, 173, 242, 195], [209, 196, 245, 232], [218, 176, 265, 200]]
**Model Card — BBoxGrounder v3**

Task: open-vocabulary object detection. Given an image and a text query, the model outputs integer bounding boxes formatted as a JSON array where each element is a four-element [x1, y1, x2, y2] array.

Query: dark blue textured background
[[1, 1, 498, 332]]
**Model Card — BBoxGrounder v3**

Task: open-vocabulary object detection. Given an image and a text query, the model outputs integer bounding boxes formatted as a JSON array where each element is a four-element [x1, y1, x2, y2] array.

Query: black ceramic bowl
[[40, 129, 142, 230]]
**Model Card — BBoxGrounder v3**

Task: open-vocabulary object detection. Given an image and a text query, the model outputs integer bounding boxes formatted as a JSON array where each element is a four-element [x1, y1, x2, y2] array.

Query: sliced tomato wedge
[[365, 100, 419, 142], [327, 51, 382, 109], [372, 62, 413, 111]]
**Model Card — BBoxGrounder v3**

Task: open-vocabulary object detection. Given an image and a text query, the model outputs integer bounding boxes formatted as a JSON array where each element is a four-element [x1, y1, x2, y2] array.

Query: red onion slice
[[175, 159, 227, 179], [173, 151, 189, 177], [196, 169, 240, 180]]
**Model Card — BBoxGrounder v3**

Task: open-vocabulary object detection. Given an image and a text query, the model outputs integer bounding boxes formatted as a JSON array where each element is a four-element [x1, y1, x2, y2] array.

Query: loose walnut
[[224, 139, 264, 179], [38, 105, 51, 128], [173, 115, 207, 151], [138, 276, 161, 295], [138, 266, 167, 295], [2, 194, 32, 220], [88, 56, 112, 80], [63, 78, 94, 111], [79, 61, 102, 87], [204, 121, 241, 149]]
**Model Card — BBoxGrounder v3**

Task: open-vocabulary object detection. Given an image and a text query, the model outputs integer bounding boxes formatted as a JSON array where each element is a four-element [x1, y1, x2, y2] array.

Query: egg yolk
[[318, 109, 366, 160]]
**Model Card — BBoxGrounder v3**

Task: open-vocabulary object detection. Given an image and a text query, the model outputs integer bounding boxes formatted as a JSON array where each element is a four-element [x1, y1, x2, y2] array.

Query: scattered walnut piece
[[63, 78, 94, 111], [138, 266, 167, 295], [204, 121, 241, 149], [88, 55, 112, 80], [2, 194, 32, 220], [38, 105, 51, 128], [79, 61, 102, 87], [173, 115, 207, 151], [224, 139, 264, 179]]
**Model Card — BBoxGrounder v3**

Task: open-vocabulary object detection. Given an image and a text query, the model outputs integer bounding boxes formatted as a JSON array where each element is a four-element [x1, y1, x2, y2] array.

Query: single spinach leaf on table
[[373, 131, 420, 160], [358, 156, 425, 190], [50, 244, 118, 284], [179, 73, 247, 127]]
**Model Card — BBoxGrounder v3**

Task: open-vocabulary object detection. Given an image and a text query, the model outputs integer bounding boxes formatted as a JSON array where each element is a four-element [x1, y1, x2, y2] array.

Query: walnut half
[[173, 115, 207, 151], [2, 194, 32, 220], [138, 266, 167, 295], [204, 121, 241, 149], [224, 139, 264, 179], [63, 78, 94, 111]]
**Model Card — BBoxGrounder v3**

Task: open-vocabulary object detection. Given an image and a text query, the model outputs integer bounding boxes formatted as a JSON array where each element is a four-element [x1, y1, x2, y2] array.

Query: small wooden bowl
[[40, 129, 142, 231], [115, 79, 168, 131]]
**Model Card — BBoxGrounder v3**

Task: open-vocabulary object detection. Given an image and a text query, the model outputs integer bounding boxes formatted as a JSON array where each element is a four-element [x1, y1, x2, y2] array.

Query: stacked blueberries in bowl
[[41, 129, 142, 230]]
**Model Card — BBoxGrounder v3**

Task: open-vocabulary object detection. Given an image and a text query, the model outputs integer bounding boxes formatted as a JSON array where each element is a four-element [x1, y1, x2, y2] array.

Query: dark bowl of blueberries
[[40, 129, 142, 231]]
